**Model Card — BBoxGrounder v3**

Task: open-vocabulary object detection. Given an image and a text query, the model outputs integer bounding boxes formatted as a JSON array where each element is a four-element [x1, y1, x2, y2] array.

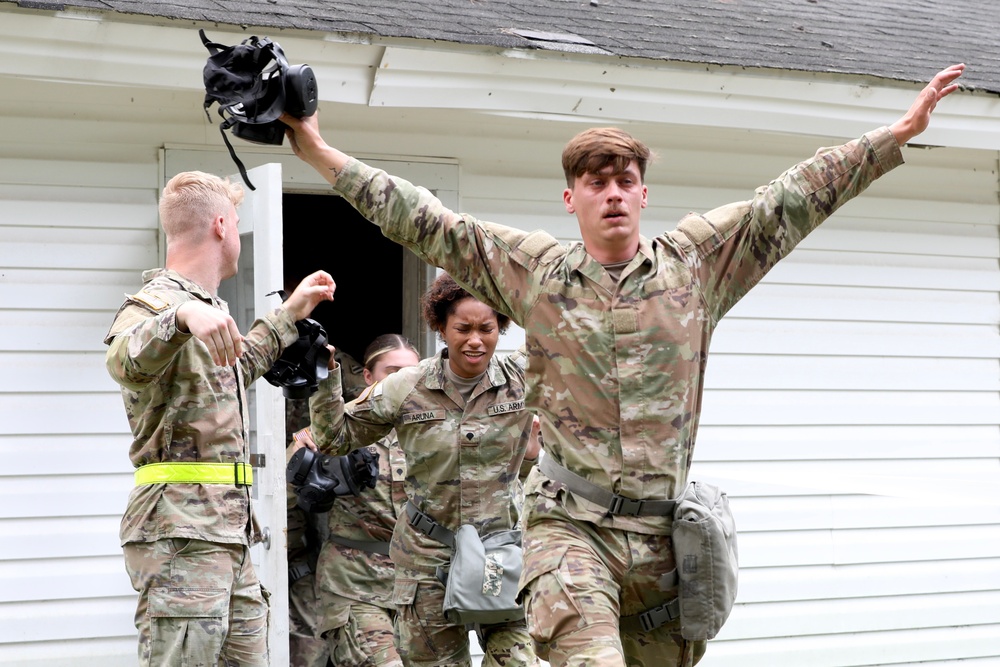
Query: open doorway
[[281, 192, 433, 365], [283, 192, 400, 364]]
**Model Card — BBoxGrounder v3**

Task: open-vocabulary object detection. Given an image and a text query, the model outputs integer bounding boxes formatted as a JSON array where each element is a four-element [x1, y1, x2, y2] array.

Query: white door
[[217, 163, 289, 665]]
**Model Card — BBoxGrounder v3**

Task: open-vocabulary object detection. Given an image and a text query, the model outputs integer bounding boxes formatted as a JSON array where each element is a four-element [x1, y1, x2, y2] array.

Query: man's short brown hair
[[561, 127, 653, 187]]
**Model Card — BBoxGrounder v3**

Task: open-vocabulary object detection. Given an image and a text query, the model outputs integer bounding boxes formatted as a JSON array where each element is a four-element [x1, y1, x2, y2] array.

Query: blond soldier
[[104, 170, 335, 666], [283, 64, 964, 666], [303, 275, 540, 667]]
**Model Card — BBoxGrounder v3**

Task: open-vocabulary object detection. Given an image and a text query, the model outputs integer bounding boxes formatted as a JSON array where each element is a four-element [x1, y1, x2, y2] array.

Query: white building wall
[[0, 162, 161, 664], [0, 8, 998, 665]]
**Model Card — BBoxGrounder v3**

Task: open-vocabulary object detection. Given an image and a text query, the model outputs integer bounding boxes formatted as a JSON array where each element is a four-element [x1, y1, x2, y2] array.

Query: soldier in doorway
[[287, 348, 367, 667]]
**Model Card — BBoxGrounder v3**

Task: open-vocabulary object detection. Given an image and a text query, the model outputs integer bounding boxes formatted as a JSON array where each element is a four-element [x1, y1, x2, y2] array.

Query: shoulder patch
[[675, 213, 719, 246], [701, 200, 753, 237], [518, 230, 561, 260], [357, 382, 381, 402], [129, 289, 171, 312]]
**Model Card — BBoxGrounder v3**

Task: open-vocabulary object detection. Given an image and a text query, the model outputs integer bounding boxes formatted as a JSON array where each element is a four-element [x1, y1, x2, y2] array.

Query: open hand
[[889, 63, 965, 145]]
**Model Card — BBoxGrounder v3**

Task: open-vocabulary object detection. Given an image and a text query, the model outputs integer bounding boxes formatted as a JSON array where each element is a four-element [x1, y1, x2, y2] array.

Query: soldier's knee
[[542, 625, 624, 667]]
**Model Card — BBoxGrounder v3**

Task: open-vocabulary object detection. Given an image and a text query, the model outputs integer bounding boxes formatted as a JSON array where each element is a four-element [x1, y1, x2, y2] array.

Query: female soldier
[[296, 334, 420, 667], [307, 273, 540, 667]]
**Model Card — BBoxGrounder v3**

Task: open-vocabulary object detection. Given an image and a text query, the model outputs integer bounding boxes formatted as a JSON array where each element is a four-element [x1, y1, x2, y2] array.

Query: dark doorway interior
[[282, 192, 404, 365]]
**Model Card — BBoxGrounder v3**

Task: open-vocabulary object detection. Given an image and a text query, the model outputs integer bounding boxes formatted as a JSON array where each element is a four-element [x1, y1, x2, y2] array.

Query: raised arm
[[282, 112, 350, 186], [889, 63, 965, 145]]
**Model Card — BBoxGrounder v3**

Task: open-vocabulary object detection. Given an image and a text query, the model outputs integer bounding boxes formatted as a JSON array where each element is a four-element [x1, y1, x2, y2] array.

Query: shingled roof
[[9, 0, 1000, 94]]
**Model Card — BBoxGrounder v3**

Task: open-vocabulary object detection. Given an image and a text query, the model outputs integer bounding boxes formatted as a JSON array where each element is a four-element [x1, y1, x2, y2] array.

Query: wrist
[[174, 303, 190, 333]]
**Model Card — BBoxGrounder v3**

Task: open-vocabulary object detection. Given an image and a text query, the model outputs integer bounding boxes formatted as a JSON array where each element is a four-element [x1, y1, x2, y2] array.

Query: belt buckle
[[608, 494, 644, 516], [234, 462, 251, 487], [409, 508, 434, 534], [639, 600, 679, 632]]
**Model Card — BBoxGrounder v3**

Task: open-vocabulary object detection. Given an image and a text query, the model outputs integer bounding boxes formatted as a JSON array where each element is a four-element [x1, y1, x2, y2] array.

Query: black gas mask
[[286, 447, 380, 513], [200, 29, 318, 189], [263, 316, 331, 400]]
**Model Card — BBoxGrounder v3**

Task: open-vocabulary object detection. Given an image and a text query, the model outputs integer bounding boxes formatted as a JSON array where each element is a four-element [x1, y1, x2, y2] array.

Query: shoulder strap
[[405, 500, 455, 547]]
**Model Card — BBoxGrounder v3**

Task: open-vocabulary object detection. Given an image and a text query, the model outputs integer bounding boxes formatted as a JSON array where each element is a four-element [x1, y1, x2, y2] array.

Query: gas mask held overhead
[[200, 29, 318, 189]]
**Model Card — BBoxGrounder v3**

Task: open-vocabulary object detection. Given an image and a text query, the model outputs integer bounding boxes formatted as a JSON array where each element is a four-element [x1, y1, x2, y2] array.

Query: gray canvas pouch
[[672, 481, 739, 640], [441, 525, 525, 626]]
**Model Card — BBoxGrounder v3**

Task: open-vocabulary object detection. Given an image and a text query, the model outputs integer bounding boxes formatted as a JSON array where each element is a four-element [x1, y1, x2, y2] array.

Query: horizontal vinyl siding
[[688, 156, 999, 662], [0, 160, 156, 664]]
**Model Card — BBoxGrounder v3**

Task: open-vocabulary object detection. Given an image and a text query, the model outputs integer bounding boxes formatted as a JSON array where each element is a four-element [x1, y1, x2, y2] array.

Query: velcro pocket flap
[[517, 543, 569, 598], [149, 587, 229, 618], [392, 578, 419, 607]]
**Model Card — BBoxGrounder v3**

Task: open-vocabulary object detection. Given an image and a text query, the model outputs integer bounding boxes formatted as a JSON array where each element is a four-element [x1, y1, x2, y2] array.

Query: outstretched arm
[[889, 64, 965, 145], [282, 112, 351, 186]]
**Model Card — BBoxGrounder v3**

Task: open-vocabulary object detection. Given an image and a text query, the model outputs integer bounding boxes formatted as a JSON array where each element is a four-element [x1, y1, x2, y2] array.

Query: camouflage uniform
[[309, 352, 538, 667], [316, 433, 407, 667], [328, 128, 904, 666], [287, 500, 329, 667], [286, 397, 329, 667], [104, 268, 300, 667], [287, 349, 365, 667]]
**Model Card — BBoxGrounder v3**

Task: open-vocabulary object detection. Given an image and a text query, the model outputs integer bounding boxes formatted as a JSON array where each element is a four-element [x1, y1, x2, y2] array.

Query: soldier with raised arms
[[281, 63, 964, 666]]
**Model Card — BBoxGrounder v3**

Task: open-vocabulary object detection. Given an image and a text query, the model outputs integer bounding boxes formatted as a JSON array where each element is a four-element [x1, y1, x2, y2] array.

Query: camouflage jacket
[[332, 127, 903, 535], [313, 426, 407, 606], [105, 268, 298, 546], [309, 350, 535, 572]]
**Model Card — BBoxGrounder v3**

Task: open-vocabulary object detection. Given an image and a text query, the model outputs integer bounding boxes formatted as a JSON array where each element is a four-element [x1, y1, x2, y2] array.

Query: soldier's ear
[[563, 187, 575, 214], [211, 214, 227, 240]]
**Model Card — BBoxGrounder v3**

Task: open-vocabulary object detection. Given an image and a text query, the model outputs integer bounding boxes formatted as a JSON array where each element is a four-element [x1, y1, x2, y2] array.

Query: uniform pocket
[[392, 578, 419, 607], [518, 544, 569, 597], [518, 545, 587, 646], [148, 587, 229, 667]]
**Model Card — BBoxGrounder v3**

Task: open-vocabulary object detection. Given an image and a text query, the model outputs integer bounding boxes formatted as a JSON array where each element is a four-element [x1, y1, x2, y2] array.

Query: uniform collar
[[425, 348, 507, 393], [566, 235, 655, 290], [143, 268, 217, 304]]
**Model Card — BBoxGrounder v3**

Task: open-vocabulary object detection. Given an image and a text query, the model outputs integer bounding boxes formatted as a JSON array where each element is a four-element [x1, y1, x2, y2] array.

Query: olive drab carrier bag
[[539, 456, 738, 641], [405, 502, 525, 627], [671, 480, 739, 640]]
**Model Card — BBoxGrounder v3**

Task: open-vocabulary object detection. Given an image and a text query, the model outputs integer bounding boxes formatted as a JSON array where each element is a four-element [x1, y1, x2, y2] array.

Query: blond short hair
[[561, 127, 654, 187], [158, 171, 244, 239]]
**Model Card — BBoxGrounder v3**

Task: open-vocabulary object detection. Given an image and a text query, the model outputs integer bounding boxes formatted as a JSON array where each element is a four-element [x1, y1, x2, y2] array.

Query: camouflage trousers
[[289, 572, 330, 667], [318, 590, 401, 667], [519, 507, 707, 667], [123, 538, 269, 667], [393, 566, 537, 667]]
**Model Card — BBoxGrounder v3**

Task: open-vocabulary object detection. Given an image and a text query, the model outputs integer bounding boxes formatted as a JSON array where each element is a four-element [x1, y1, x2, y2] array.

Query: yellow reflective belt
[[134, 462, 254, 487]]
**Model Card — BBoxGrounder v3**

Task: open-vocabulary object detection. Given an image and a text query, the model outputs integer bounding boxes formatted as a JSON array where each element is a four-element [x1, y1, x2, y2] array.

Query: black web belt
[[539, 455, 679, 517], [405, 501, 455, 547], [540, 456, 682, 633]]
